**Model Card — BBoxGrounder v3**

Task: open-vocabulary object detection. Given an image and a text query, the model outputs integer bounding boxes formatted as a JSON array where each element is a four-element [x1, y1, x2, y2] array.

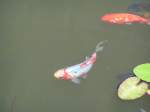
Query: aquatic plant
[[133, 63, 150, 82], [118, 77, 148, 100]]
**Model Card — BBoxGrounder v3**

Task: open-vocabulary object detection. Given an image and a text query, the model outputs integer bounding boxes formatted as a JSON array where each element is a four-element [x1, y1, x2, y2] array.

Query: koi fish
[[101, 13, 150, 25], [54, 40, 108, 84]]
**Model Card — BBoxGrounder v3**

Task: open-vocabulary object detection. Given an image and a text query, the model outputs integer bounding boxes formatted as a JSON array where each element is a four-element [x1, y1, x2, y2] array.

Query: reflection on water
[[0, 0, 150, 112]]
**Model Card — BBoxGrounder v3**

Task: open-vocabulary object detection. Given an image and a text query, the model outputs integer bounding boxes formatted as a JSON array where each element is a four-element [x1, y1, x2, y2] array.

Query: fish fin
[[147, 21, 150, 25], [86, 56, 89, 60], [95, 40, 108, 53], [126, 23, 132, 25], [81, 74, 88, 79], [139, 108, 146, 112], [71, 78, 80, 84]]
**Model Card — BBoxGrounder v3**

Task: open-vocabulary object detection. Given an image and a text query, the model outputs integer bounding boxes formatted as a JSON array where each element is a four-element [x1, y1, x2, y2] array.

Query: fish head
[[101, 14, 118, 23], [101, 14, 112, 22], [54, 69, 65, 79], [101, 15, 107, 21]]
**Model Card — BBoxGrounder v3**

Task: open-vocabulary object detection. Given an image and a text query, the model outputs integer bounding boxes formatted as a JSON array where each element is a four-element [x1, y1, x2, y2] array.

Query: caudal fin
[[147, 21, 150, 25], [145, 19, 150, 25], [95, 40, 108, 53]]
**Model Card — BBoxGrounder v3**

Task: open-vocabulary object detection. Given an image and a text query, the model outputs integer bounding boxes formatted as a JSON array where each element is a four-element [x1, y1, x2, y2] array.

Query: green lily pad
[[133, 63, 150, 82], [118, 77, 148, 100]]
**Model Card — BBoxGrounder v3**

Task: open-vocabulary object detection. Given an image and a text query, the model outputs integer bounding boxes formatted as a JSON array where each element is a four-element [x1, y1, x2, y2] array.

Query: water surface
[[0, 0, 150, 112]]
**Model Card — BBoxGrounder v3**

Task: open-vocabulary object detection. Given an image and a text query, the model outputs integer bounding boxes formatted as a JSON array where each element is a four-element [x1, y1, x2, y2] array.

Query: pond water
[[0, 0, 150, 112]]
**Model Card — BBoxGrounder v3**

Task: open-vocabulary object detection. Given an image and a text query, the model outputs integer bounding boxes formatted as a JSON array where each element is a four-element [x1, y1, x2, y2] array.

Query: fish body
[[101, 13, 150, 25], [54, 40, 107, 84], [54, 52, 96, 84]]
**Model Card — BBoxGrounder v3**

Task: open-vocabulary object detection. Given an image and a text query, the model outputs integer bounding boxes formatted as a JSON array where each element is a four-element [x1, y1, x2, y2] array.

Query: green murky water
[[0, 0, 150, 112]]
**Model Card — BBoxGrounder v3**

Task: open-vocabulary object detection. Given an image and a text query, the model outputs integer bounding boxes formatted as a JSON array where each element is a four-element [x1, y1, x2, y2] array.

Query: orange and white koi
[[101, 13, 150, 25], [54, 40, 108, 84]]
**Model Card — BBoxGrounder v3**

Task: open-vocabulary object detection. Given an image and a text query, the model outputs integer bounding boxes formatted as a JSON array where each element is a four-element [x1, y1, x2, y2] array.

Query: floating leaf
[[133, 63, 150, 82], [118, 77, 148, 100]]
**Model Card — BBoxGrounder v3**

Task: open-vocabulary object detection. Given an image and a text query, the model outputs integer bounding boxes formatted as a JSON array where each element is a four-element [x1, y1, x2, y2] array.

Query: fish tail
[[147, 20, 150, 25], [95, 40, 108, 53], [144, 18, 150, 25]]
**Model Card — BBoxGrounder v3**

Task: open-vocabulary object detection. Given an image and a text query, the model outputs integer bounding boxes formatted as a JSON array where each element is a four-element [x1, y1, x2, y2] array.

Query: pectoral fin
[[71, 78, 80, 84], [126, 23, 132, 25], [139, 108, 146, 112], [81, 74, 88, 79], [86, 56, 89, 60]]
